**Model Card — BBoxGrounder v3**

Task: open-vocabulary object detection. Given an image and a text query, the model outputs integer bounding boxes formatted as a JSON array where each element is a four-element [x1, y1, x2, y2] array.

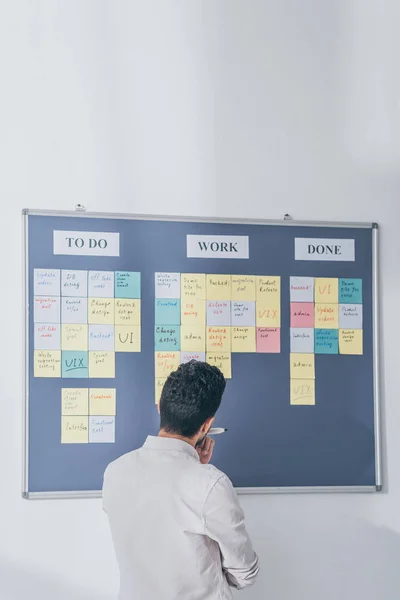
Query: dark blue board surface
[[25, 213, 377, 493]]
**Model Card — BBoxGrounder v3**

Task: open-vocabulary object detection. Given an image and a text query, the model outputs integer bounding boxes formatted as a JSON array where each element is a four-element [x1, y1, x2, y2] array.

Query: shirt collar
[[143, 435, 200, 461]]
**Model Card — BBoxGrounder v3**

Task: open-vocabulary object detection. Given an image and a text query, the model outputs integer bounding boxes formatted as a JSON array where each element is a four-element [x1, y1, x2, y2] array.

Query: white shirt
[[103, 435, 259, 600]]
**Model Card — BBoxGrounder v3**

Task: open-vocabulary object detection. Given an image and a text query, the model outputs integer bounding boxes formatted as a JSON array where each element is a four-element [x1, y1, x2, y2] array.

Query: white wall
[[1, 1, 400, 598]]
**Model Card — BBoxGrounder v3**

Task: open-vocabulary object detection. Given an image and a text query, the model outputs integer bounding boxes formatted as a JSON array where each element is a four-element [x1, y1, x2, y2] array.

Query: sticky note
[[315, 278, 338, 303], [61, 270, 87, 297], [315, 303, 339, 329], [290, 379, 315, 406], [207, 327, 231, 352], [155, 325, 180, 351], [62, 351, 89, 378], [88, 298, 114, 325], [34, 296, 60, 324], [62, 324, 88, 351], [231, 301, 256, 326], [155, 299, 180, 325], [114, 299, 141, 326], [181, 351, 206, 363], [62, 388, 89, 416], [155, 351, 180, 378], [61, 416, 89, 443], [256, 327, 280, 353], [181, 274, 206, 299], [155, 273, 180, 298], [34, 350, 61, 377], [256, 277, 280, 306], [231, 276, 256, 301], [181, 326, 206, 352], [290, 328, 314, 353], [290, 303, 314, 328], [339, 329, 363, 355], [315, 329, 339, 354], [290, 277, 314, 302], [88, 325, 114, 351], [89, 417, 115, 443], [62, 297, 88, 324], [89, 351, 115, 378], [256, 303, 281, 327], [339, 278, 362, 304], [34, 269, 60, 296], [207, 301, 231, 326], [339, 304, 362, 329], [206, 275, 231, 301], [89, 388, 116, 415], [206, 353, 232, 379], [290, 354, 315, 379], [115, 325, 141, 352], [115, 272, 141, 299], [34, 324, 61, 351], [181, 300, 206, 326], [155, 378, 167, 404], [232, 326, 256, 352], [88, 271, 114, 298]]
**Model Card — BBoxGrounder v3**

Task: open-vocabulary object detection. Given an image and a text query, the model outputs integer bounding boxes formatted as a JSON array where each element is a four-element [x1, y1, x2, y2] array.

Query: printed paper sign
[[54, 231, 120, 257], [187, 235, 249, 259], [295, 238, 355, 261]]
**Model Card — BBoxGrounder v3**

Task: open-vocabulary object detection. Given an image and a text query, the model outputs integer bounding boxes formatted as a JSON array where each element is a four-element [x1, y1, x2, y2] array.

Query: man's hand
[[197, 436, 215, 465]]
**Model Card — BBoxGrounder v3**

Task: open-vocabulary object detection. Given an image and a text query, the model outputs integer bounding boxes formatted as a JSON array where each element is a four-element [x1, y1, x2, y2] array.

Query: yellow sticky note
[[89, 351, 115, 378], [155, 378, 167, 404], [256, 276, 280, 306], [61, 416, 89, 443], [231, 276, 256, 301], [315, 303, 339, 329], [34, 350, 61, 377], [115, 299, 141, 325], [181, 326, 206, 352], [315, 278, 338, 303], [61, 324, 88, 351], [339, 329, 363, 355], [207, 275, 231, 301], [181, 274, 206, 299], [206, 353, 232, 379], [89, 388, 116, 415], [88, 298, 114, 325], [231, 327, 256, 352], [115, 325, 141, 352], [181, 300, 206, 326], [290, 354, 315, 379], [207, 326, 231, 352], [61, 388, 89, 416], [155, 352, 180, 378], [256, 303, 281, 327], [290, 379, 315, 405]]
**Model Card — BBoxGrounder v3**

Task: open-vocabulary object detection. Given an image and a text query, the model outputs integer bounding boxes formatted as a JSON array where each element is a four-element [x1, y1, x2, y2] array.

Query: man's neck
[[158, 429, 197, 448]]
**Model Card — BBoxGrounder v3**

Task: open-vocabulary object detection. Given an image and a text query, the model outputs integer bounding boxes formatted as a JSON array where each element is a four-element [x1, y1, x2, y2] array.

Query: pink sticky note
[[256, 328, 280, 353], [290, 303, 314, 328]]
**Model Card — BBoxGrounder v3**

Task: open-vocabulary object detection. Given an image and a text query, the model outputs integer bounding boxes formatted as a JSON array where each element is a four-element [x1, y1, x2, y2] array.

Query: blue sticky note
[[315, 329, 338, 354], [155, 325, 180, 351], [115, 272, 141, 299], [155, 299, 181, 325], [339, 279, 362, 304], [62, 351, 89, 378]]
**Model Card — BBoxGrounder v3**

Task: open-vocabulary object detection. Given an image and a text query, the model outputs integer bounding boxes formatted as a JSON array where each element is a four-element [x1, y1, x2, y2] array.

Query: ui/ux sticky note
[[206, 275, 231, 301], [61, 324, 88, 351], [34, 269, 60, 296], [61, 416, 89, 443], [62, 351, 89, 378], [290, 353, 315, 379], [256, 328, 280, 353], [62, 297, 88, 324], [231, 276, 256, 301], [34, 324, 61, 351], [155, 325, 180, 351], [314, 278, 338, 303], [34, 350, 61, 377], [207, 327, 231, 352], [88, 298, 114, 325], [315, 329, 339, 354], [290, 277, 314, 303], [339, 278, 362, 304], [290, 302, 314, 328], [115, 271, 141, 299], [62, 388, 89, 416], [290, 328, 314, 354], [290, 379, 315, 406], [181, 300, 206, 326], [256, 276, 280, 305], [155, 273, 181, 299], [89, 388, 116, 416], [181, 326, 206, 352], [207, 301, 231, 326], [155, 298, 180, 325], [155, 351, 180, 378], [115, 299, 141, 326], [61, 270, 87, 297], [231, 301, 256, 327], [256, 303, 280, 327], [339, 304, 362, 329], [89, 416, 115, 443], [206, 353, 232, 379], [339, 329, 363, 355], [115, 325, 141, 352], [88, 324, 114, 352], [315, 303, 338, 329], [231, 327, 256, 353], [34, 296, 60, 324], [181, 351, 206, 363], [181, 274, 206, 299], [155, 378, 167, 404], [88, 271, 114, 298], [89, 351, 115, 378]]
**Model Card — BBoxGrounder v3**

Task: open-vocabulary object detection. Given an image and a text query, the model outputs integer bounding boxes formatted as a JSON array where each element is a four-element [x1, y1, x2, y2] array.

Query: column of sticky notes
[[61, 388, 116, 444]]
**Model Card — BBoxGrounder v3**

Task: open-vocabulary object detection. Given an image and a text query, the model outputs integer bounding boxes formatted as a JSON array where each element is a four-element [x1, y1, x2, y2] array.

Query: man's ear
[[157, 402, 160, 415], [203, 416, 215, 432]]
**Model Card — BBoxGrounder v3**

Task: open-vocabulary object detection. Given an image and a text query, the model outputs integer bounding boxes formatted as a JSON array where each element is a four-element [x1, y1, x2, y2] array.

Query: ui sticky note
[[115, 325, 141, 352], [314, 278, 338, 303], [290, 379, 315, 405]]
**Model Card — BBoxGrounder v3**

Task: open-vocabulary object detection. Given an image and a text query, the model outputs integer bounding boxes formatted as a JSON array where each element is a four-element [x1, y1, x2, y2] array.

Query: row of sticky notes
[[34, 324, 141, 352], [62, 416, 115, 443], [291, 303, 362, 329], [34, 269, 141, 299], [34, 297, 141, 326], [34, 350, 116, 378], [290, 277, 362, 304], [291, 328, 363, 354], [62, 388, 116, 416]]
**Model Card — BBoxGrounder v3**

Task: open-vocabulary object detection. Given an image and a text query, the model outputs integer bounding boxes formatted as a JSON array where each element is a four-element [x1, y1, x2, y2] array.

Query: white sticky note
[[89, 416, 115, 443], [181, 351, 206, 363], [155, 273, 181, 298], [89, 325, 115, 351], [88, 271, 115, 298], [34, 269, 60, 297], [206, 301, 231, 326], [34, 324, 61, 350], [290, 328, 314, 353], [34, 296, 60, 324], [290, 277, 314, 302], [231, 301, 256, 326], [339, 304, 363, 329], [61, 270, 88, 297], [61, 297, 88, 324]]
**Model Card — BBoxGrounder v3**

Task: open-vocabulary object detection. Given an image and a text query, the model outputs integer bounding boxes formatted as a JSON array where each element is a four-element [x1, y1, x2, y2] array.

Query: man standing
[[103, 360, 259, 599]]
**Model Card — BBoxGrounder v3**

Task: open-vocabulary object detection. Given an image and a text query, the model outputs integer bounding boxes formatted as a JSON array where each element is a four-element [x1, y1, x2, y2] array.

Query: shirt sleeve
[[203, 474, 260, 590]]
